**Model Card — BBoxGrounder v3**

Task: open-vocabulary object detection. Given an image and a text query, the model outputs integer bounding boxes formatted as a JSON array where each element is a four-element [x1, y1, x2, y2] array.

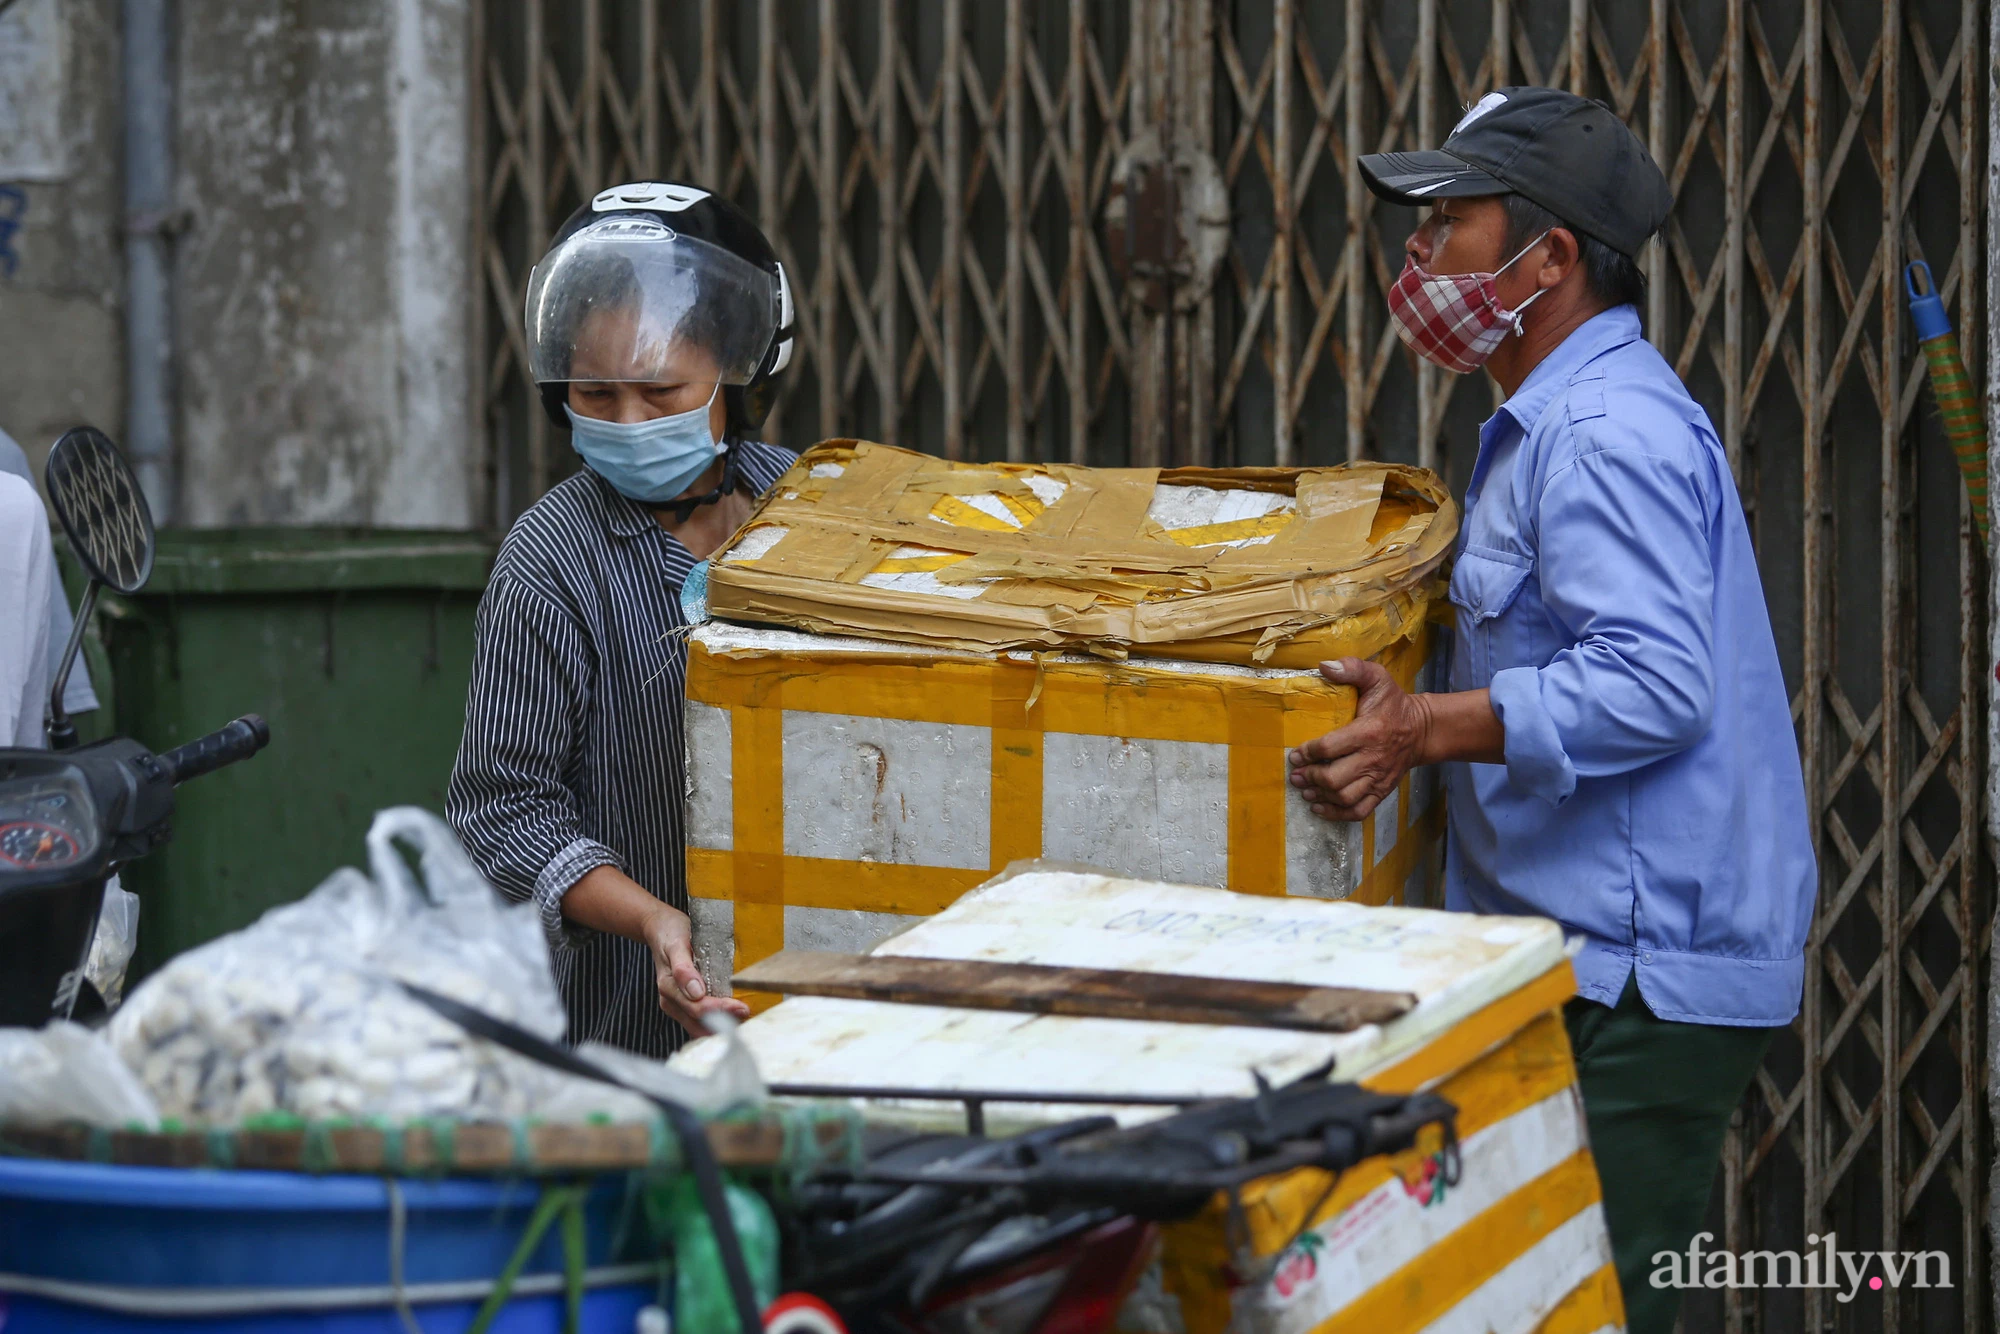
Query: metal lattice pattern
[[475, 3, 1990, 1328], [476, 0, 1146, 512]]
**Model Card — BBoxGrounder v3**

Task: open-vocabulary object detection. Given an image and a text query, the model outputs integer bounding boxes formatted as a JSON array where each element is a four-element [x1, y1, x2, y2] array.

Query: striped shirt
[[446, 441, 796, 1057]]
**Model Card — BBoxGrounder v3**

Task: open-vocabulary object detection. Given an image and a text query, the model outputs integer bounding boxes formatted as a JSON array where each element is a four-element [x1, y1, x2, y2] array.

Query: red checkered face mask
[[1386, 231, 1551, 374]]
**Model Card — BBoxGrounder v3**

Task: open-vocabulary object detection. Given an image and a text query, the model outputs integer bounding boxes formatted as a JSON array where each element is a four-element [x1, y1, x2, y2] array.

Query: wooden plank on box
[[733, 951, 1417, 1033]]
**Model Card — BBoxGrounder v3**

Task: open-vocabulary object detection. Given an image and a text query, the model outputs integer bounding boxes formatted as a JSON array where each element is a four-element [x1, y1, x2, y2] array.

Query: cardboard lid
[[705, 442, 1458, 662]]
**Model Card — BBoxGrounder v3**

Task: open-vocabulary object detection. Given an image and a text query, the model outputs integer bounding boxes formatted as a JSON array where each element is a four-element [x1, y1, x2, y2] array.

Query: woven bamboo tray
[[0, 1105, 861, 1177]]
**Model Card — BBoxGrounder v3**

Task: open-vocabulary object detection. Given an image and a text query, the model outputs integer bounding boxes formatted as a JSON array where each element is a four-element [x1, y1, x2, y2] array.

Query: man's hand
[[642, 903, 752, 1032], [1287, 657, 1431, 821]]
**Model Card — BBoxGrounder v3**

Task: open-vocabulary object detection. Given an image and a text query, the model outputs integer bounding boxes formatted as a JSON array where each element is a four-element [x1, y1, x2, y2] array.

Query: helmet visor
[[525, 216, 779, 386]]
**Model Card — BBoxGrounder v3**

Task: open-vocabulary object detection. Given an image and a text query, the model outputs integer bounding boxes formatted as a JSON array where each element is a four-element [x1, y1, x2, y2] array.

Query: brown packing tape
[[714, 558, 1446, 652], [901, 470, 1037, 497], [709, 440, 1458, 655], [1244, 467, 1385, 559], [705, 573, 1442, 670]]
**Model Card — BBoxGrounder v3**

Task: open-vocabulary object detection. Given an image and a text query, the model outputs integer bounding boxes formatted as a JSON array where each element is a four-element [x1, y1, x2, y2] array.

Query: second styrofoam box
[[683, 619, 1447, 1005]]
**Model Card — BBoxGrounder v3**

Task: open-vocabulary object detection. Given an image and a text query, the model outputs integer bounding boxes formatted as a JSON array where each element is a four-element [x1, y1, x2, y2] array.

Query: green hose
[[1905, 260, 1989, 541]]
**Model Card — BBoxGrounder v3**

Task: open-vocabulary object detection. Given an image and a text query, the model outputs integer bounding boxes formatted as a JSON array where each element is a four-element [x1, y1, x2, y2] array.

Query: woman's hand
[[641, 902, 752, 1032], [560, 865, 752, 1035]]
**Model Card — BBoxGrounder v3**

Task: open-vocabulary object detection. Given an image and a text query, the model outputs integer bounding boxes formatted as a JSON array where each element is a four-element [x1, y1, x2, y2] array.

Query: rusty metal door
[[1194, 9, 1992, 1332], [474, 2, 1991, 1329]]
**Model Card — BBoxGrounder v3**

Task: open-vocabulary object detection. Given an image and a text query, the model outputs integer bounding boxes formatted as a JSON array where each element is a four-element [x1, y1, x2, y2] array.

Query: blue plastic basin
[[0, 1158, 658, 1333]]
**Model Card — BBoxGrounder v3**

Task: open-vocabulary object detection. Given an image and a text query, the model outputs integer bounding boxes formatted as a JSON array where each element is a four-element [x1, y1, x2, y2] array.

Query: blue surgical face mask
[[564, 387, 723, 505]]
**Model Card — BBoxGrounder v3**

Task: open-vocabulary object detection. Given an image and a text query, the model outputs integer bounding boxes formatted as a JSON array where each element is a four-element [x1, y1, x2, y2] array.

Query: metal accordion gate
[[474, 1, 1992, 1328]]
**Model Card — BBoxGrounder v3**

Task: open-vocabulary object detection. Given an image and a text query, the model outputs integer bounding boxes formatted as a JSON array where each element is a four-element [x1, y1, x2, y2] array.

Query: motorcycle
[[777, 1075, 1457, 1334], [0, 426, 270, 1027]]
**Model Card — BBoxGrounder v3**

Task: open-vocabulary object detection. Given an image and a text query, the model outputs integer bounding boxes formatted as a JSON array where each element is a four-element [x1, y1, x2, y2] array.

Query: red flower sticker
[[1271, 1231, 1326, 1298], [1400, 1152, 1450, 1208]]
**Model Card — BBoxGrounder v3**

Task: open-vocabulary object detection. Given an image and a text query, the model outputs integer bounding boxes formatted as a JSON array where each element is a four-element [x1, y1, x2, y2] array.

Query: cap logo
[[1450, 91, 1508, 136]]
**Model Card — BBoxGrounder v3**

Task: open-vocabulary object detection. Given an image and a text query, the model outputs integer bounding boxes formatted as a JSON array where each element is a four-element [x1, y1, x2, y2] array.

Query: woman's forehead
[[571, 309, 723, 381]]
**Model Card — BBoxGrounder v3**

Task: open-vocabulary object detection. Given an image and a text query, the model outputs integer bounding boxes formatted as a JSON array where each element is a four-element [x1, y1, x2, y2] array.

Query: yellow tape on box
[[1159, 980, 1625, 1334], [682, 604, 1450, 1010]]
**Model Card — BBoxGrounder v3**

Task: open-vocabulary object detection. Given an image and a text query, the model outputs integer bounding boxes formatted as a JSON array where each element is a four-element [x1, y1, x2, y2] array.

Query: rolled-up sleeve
[[1489, 432, 1717, 805], [446, 573, 622, 953]]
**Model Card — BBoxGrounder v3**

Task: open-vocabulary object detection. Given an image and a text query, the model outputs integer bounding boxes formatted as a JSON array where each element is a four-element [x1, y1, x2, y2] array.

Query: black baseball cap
[[1359, 86, 1672, 257]]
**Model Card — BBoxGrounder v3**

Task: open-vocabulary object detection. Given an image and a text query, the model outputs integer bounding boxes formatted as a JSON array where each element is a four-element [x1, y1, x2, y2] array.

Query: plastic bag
[[0, 1022, 160, 1129], [82, 877, 140, 1011], [107, 807, 653, 1126], [533, 1017, 767, 1124]]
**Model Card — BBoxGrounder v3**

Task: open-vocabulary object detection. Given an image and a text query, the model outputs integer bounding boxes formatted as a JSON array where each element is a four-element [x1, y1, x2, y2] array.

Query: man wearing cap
[[1286, 87, 1816, 1330]]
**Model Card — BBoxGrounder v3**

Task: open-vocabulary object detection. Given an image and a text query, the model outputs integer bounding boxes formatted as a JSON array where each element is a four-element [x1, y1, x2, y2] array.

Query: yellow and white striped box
[[1162, 981, 1622, 1334], [672, 868, 1619, 1333], [682, 614, 1448, 1007]]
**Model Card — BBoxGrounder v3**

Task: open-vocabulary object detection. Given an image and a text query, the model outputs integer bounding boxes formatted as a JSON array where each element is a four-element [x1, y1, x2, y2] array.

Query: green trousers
[[1564, 976, 1774, 1334]]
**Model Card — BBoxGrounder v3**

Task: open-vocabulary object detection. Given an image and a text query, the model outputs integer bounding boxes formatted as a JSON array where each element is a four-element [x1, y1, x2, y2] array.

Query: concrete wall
[[0, 0, 125, 480], [0, 0, 475, 527], [174, 0, 474, 527]]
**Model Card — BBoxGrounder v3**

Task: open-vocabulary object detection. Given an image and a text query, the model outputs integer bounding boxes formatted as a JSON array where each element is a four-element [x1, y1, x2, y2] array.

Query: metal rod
[[640, 0, 659, 171], [1723, 0, 1744, 483], [1272, 0, 1294, 467], [879, 0, 901, 447], [1646, 0, 1668, 342], [766, 1083, 1205, 1107], [525, 0, 548, 500], [700, 0, 720, 189], [123, 0, 175, 524], [942, 0, 964, 460], [44, 581, 98, 752], [819, 0, 840, 437], [1181, 0, 1215, 466], [468, 0, 491, 526], [1962, 2, 1990, 1325], [1415, 0, 1438, 475], [1067, 0, 1087, 466], [1878, 1, 1904, 1325], [581, 0, 602, 189], [1799, 0, 1825, 1321], [1004, 0, 1025, 461], [1343, 0, 1363, 462], [758, 0, 779, 263], [1567, 0, 1586, 93], [1129, 0, 1166, 468], [755, 0, 782, 439]]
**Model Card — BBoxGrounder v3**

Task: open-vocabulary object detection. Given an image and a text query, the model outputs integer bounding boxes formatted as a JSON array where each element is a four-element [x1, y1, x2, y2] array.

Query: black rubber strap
[[661, 445, 744, 524], [396, 983, 764, 1334]]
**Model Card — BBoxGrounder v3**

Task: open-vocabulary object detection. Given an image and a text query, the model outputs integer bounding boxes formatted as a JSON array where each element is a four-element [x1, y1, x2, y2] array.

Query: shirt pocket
[[1448, 546, 1533, 685]]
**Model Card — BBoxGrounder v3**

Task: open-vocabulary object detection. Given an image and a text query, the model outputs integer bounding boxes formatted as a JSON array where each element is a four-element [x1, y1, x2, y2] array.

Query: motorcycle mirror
[[42, 427, 156, 750], [45, 427, 155, 594]]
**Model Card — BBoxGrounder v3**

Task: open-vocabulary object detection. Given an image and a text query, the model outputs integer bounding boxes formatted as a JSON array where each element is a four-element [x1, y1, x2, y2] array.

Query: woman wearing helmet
[[447, 183, 797, 1055]]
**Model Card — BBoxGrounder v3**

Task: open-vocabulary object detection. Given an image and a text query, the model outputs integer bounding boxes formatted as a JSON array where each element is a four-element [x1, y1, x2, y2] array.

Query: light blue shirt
[[1442, 305, 1816, 1026]]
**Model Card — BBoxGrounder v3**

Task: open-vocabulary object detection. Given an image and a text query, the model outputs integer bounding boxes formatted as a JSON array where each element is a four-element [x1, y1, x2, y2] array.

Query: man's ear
[[1542, 227, 1582, 290]]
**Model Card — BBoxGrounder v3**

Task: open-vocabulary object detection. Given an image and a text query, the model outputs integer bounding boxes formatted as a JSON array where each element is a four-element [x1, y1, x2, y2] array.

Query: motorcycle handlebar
[[160, 715, 270, 785]]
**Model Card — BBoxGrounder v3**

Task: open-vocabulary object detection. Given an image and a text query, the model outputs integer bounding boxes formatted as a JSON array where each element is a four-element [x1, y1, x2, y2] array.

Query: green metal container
[[68, 529, 494, 980]]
